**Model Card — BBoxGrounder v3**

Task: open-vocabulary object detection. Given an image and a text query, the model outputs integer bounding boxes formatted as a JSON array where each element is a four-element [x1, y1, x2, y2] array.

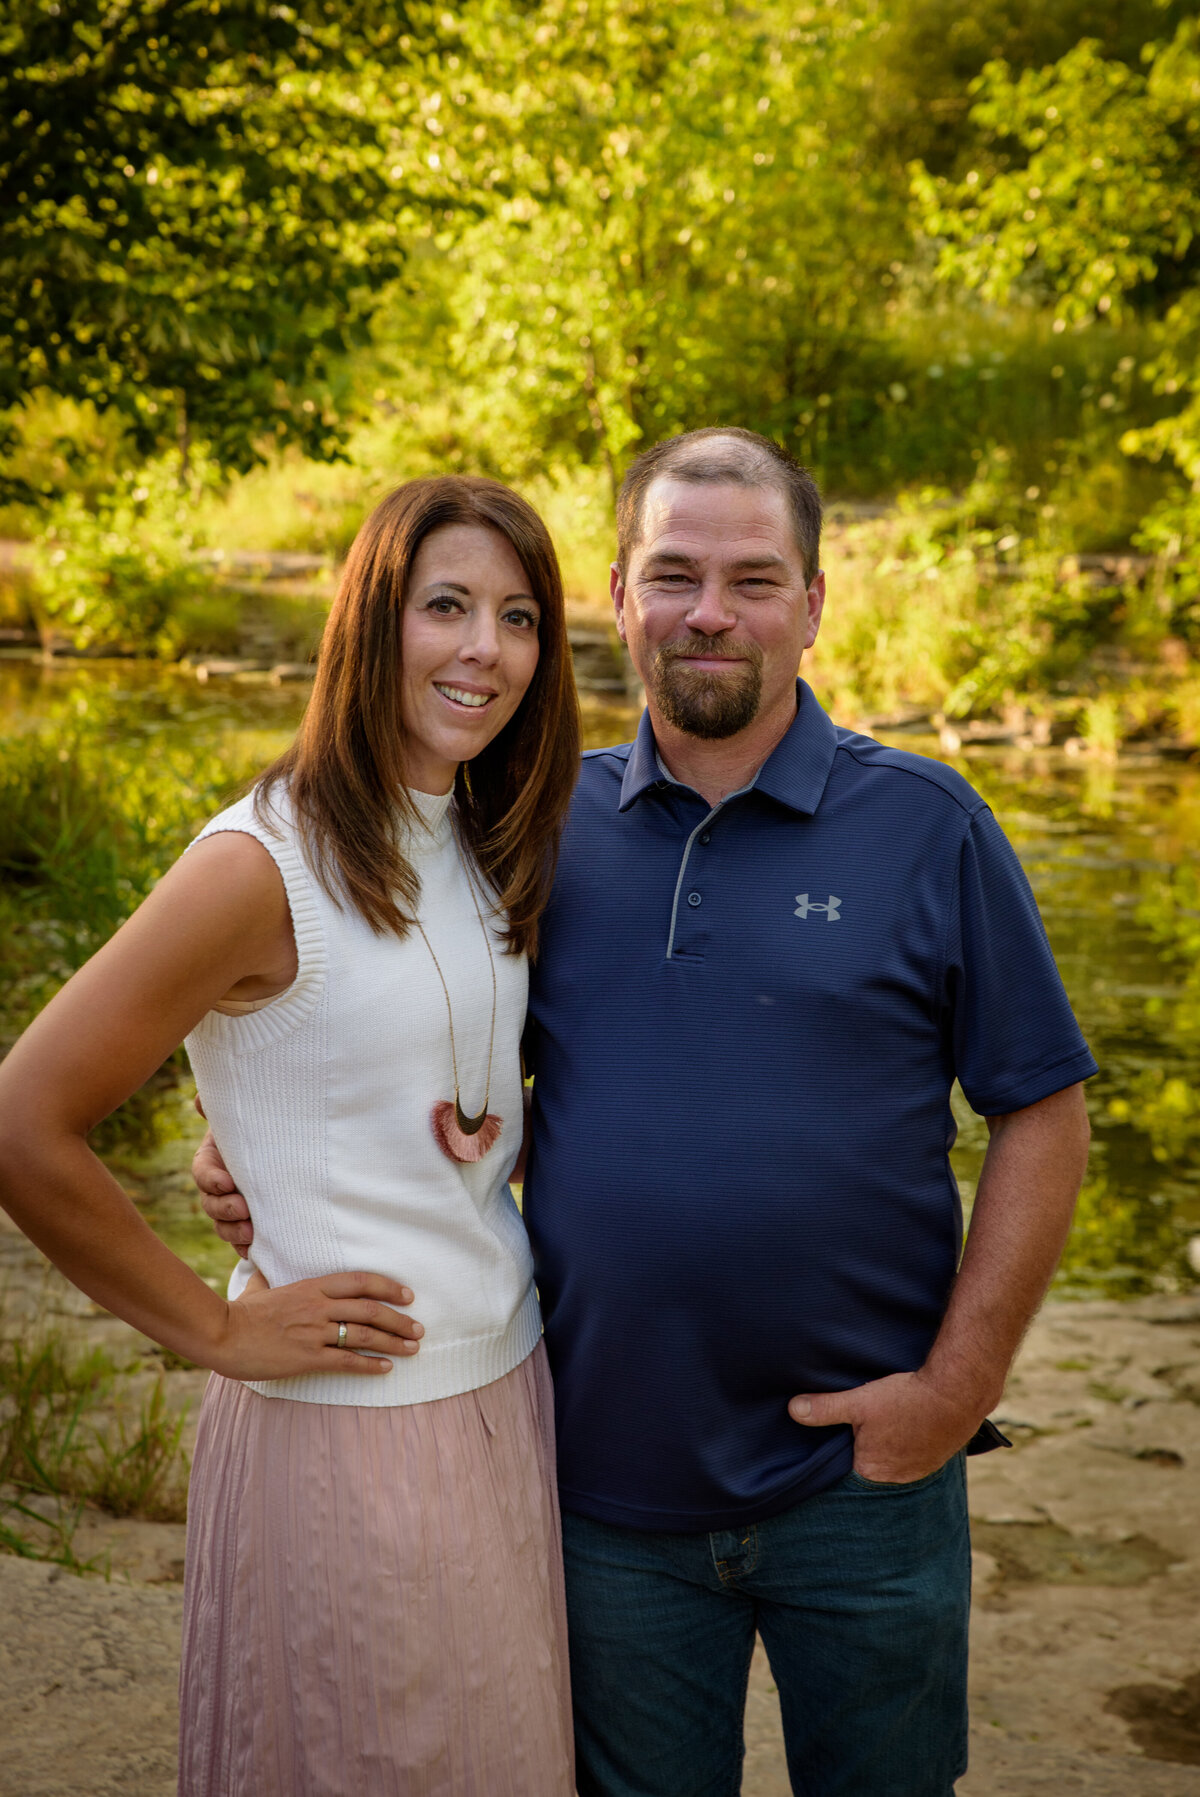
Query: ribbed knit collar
[[407, 785, 455, 848]]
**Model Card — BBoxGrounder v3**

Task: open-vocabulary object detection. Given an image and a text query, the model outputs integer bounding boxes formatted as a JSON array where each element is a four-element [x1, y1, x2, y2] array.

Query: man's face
[[612, 478, 825, 740]]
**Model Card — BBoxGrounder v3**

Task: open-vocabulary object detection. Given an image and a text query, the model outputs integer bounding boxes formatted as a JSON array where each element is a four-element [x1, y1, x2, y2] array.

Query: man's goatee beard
[[650, 636, 764, 740]]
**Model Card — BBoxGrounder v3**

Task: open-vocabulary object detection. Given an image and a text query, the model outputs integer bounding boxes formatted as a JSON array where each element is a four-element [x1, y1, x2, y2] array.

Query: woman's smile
[[434, 680, 498, 710]]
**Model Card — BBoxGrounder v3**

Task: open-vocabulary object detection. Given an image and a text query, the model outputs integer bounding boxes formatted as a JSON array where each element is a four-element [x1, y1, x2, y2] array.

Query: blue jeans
[[562, 1456, 970, 1797]]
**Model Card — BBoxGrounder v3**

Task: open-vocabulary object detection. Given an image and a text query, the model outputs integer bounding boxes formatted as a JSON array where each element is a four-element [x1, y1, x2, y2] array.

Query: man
[[197, 427, 1093, 1795]]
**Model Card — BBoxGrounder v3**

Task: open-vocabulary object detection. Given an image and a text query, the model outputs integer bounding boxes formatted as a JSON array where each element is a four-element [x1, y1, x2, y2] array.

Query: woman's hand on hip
[[213, 1270, 423, 1382]]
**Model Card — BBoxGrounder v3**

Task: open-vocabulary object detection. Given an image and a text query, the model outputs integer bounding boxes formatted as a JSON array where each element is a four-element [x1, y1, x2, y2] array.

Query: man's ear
[[804, 569, 827, 652], [611, 561, 628, 643]]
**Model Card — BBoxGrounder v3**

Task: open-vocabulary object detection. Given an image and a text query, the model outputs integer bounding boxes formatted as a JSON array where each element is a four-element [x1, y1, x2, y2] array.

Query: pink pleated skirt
[[179, 1343, 575, 1796]]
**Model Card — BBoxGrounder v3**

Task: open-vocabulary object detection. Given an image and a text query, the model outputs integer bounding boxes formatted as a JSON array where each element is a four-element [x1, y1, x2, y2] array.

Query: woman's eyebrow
[[422, 579, 538, 603]]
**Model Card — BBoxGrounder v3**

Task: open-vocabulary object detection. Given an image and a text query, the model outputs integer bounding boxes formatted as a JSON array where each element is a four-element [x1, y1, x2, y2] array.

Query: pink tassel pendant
[[431, 1100, 502, 1164]]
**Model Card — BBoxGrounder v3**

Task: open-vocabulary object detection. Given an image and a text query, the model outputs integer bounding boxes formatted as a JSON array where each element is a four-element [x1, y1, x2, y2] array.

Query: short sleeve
[[945, 806, 1097, 1115]]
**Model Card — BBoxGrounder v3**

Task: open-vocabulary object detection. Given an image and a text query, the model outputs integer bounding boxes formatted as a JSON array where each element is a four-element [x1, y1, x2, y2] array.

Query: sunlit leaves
[[26, 458, 211, 653], [913, 19, 1200, 606], [0, 0, 440, 474], [377, 0, 902, 487], [914, 31, 1200, 324]]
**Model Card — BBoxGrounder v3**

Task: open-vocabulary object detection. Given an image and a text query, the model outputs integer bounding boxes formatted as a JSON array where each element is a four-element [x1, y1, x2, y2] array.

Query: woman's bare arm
[[0, 834, 421, 1379]]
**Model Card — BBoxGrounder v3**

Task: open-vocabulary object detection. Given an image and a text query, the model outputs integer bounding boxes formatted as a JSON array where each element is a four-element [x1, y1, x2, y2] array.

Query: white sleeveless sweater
[[183, 786, 540, 1406]]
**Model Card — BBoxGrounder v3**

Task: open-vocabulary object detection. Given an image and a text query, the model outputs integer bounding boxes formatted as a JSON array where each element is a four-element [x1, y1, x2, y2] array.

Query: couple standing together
[[0, 427, 1094, 1796]]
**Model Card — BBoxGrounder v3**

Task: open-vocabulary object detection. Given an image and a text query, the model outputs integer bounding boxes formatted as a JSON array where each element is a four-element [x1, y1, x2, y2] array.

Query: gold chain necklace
[[414, 828, 502, 1164]]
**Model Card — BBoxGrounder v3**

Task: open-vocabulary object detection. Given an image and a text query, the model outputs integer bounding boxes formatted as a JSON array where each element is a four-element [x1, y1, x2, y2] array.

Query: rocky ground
[[2, 1207, 1198, 1795]]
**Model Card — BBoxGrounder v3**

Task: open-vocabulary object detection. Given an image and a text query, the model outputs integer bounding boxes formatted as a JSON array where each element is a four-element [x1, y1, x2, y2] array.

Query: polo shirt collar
[[617, 679, 838, 816]]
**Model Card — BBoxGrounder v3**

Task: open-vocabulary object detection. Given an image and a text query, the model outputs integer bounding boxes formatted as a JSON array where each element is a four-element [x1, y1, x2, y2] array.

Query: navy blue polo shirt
[[522, 681, 1097, 1533]]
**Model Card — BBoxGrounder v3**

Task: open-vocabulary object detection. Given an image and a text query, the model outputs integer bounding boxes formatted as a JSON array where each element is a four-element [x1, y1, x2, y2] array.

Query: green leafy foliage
[[4, 0, 1200, 728], [914, 34, 1200, 323], [914, 20, 1200, 618], [402, 0, 903, 489], [0, 0, 438, 476], [27, 458, 213, 652], [0, 688, 264, 1143], [849, 0, 1190, 176]]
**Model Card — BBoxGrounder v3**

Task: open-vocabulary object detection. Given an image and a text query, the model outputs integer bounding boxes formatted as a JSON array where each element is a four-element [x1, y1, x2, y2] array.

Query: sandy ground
[[2, 1214, 1198, 1794]]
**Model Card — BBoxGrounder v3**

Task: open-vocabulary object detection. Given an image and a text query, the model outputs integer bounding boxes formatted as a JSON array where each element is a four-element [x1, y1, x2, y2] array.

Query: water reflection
[[926, 741, 1200, 1294], [2, 659, 1197, 1295]]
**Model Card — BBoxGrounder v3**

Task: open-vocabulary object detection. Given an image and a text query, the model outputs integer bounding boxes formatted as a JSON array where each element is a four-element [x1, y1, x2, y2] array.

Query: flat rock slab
[[957, 1735, 1200, 1795], [743, 1648, 1200, 1796], [0, 1556, 180, 1797]]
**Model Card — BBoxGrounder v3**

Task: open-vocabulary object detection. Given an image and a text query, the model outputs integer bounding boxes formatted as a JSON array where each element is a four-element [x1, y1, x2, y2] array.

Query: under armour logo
[[794, 893, 841, 921]]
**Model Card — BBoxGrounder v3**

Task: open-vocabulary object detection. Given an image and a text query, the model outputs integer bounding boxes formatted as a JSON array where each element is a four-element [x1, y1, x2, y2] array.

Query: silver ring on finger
[[336, 1322, 349, 1350]]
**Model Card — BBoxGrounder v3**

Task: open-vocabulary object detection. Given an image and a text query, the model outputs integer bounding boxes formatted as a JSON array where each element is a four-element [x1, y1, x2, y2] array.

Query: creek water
[[2, 657, 1198, 1297]]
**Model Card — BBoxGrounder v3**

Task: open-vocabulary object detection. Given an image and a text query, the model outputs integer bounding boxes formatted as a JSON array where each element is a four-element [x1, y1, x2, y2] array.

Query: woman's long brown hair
[[255, 476, 581, 957]]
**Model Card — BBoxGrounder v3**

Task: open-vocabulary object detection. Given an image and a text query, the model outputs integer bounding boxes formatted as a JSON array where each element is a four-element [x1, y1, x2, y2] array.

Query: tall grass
[[0, 691, 267, 1147], [807, 475, 1200, 733], [0, 1330, 191, 1567]]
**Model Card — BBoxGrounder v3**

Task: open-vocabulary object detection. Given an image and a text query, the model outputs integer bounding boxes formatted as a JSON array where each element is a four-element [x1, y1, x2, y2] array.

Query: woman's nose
[[461, 615, 502, 665]]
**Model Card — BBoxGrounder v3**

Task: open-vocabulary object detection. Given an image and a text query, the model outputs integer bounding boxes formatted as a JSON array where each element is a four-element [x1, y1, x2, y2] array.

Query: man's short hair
[[616, 427, 822, 582]]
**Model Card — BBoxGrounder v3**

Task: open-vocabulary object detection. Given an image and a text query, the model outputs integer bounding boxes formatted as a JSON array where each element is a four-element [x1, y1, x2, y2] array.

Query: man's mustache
[[656, 635, 764, 669]]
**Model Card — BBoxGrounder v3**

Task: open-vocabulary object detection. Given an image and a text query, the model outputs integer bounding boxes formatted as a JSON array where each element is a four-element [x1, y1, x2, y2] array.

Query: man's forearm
[[922, 1082, 1091, 1415]]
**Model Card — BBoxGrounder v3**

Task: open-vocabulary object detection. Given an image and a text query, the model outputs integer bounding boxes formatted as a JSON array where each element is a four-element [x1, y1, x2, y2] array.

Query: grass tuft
[[0, 1329, 191, 1567]]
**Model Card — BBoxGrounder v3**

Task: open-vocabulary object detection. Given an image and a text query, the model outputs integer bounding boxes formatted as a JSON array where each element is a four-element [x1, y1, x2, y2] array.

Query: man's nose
[[685, 580, 737, 635]]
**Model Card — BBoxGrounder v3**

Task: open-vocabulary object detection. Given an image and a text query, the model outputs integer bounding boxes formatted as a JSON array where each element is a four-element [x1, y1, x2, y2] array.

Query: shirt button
[[687, 891, 702, 908], [699, 832, 711, 845]]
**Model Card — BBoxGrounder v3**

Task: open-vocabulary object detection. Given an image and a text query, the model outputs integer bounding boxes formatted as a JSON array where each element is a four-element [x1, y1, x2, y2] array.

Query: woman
[[0, 476, 582, 1795]]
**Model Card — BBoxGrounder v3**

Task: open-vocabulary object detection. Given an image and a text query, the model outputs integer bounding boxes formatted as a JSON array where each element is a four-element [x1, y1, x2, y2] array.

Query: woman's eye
[[504, 608, 538, 629], [428, 596, 462, 615]]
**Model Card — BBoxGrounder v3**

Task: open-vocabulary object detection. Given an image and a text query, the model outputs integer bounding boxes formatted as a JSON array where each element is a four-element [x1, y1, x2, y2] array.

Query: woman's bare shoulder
[[129, 827, 291, 949]]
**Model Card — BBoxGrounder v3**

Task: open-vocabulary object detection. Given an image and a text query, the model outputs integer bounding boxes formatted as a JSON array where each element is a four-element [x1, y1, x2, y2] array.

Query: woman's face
[[400, 523, 542, 794]]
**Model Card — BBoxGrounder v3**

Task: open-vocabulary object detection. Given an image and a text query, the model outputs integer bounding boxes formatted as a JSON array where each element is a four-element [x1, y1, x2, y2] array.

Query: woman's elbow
[[0, 1093, 69, 1218]]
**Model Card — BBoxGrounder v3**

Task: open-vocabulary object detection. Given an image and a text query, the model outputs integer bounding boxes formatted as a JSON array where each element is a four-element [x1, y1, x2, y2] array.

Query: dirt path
[[2, 1236, 1198, 1793]]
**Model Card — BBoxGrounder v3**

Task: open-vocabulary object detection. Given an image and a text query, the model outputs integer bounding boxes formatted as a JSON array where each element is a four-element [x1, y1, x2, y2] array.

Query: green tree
[[0, 0, 439, 480], [374, 0, 1183, 503], [913, 22, 1200, 580], [853, 0, 1190, 178], [375, 0, 907, 496]]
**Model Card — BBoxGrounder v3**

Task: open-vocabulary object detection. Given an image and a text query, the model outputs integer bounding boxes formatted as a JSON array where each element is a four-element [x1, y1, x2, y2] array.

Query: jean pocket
[[842, 1460, 950, 1494]]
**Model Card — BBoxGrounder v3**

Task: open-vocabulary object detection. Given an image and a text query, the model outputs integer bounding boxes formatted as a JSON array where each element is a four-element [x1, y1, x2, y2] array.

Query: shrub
[[27, 467, 215, 657]]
